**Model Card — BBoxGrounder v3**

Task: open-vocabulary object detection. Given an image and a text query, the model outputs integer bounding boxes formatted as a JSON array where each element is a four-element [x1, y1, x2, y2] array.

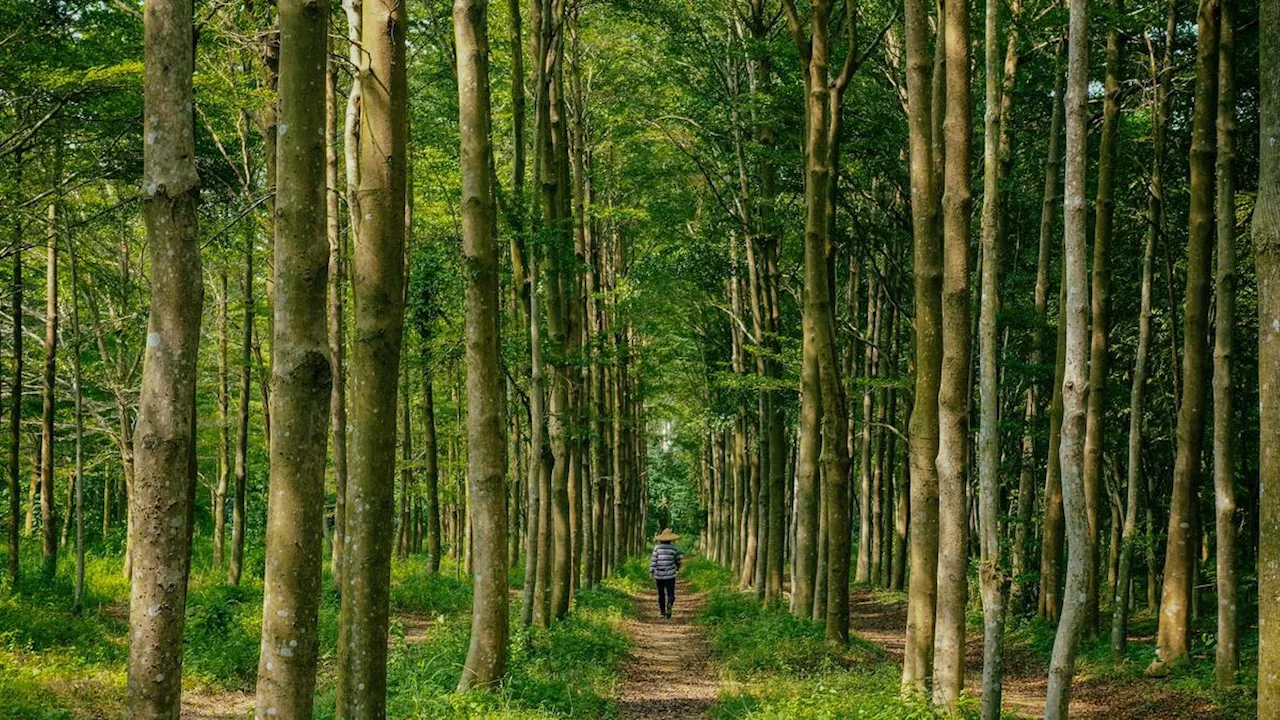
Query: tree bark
[[7, 160, 21, 585], [1153, 0, 1218, 672], [230, 223, 253, 588], [127, 0, 203, 711], [1082, 0, 1124, 636], [902, 0, 942, 689], [977, 0, 1006, 708], [1045, 0, 1092, 710], [1253, 0, 1280, 706], [335, 0, 407, 709], [1212, 0, 1237, 683], [39, 146, 59, 578], [327, 23, 350, 586], [455, 0, 508, 686], [214, 264, 230, 569], [932, 0, 973, 701], [254, 0, 334, 712]]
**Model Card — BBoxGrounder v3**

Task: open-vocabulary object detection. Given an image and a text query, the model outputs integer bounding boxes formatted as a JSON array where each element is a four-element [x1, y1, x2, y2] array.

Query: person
[[649, 528, 682, 618]]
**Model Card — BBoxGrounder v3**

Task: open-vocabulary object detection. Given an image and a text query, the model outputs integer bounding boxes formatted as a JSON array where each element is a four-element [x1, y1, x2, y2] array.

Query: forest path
[[618, 578, 720, 719]]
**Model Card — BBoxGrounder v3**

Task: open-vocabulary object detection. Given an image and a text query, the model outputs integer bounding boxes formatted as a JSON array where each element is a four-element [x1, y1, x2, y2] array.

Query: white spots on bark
[[148, 332, 162, 347], [278, 123, 289, 136]]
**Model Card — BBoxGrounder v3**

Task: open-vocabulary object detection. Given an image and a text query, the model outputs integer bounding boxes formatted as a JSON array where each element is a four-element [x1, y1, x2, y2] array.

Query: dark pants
[[656, 577, 676, 615]]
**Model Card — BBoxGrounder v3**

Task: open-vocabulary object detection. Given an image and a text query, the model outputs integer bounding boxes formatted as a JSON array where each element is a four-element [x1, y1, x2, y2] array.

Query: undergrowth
[[693, 557, 970, 720], [0, 539, 636, 719]]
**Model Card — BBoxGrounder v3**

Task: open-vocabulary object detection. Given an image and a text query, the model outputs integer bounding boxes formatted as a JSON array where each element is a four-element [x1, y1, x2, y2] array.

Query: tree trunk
[[254, 0, 333, 711], [67, 213, 85, 607], [1212, 0, 1237, 683], [40, 149, 59, 578], [336, 0, 408, 708], [902, 0, 942, 689], [932, 0, 972, 701], [977, 0, 1007, 708], [327, 25, 350, 586], [398, 364, 413, 558], [127, 0, 203, 711], [1153, 0, 1218, 672], [1045, 0, 1093, 710], [455, 0, 508, 686], [214, 264, 230, 569], [1040, 283, 1068, 621], [230, 223, 253, 587], [1253, 0, 1280, 706], [7, 160, 22, 585], [1082, 0, 1124, 636], [424, 371, 442, 573]]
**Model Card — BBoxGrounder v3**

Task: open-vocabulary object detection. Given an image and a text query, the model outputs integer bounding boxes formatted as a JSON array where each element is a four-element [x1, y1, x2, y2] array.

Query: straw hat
[[655, 528, 680, 543]]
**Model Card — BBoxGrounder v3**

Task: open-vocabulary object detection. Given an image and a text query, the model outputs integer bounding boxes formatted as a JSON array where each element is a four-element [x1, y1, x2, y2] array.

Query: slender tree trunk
[[1212, 0, 1237, 683], [902, 0, 942, 688], [7, 161, 22, 585], [1045, 0, 1092, 710], [67, 219, 85, 607], [230, 224, 253, 587], [214, 264, 230, 569], [336, 0, 408, 708], [424, 372, 442, 573], [455, 0, 508, 685], [398, 364, 413, 558], [857, 274, 875, 586], [327, 26, 350, 586], [1253, 0, 1280, 706], [1154, 0, 1218, 672], [1082, 1, 1124, 635], [40, 149, 59, 578], [1040, 283, 1068, 621], [977, 0, 1007, 708], [932, 0, 972, 700], [254, 0, 333, 711], [127, 0, 203, 711]]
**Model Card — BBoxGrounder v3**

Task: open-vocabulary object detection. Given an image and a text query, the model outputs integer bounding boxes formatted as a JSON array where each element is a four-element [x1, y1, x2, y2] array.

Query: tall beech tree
[[254, 0, 333, 712], [1212, 0, 1238, 684], [336, 0, 408, 710], [454, 0, 508, 688], [1154, 0, 1219, 673], [127, 0, 203, 713], [1255, 0, 1280, 706], [902, 0, 942, 689], [1045, 0, 1091, 710], [932, 0, 973, 703], [976, 0, 1007, 707]]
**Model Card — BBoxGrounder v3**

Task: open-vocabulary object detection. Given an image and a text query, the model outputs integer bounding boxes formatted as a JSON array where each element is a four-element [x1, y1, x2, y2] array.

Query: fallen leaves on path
[[618, 579, 720, 720]]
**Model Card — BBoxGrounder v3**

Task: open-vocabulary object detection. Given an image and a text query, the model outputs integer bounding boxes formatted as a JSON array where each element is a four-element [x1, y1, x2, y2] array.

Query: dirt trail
[[618, 579, 721, 720]]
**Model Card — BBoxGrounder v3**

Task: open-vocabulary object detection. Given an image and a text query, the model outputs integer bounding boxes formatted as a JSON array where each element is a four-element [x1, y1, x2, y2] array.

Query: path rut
[[618, 579, 720, 719]]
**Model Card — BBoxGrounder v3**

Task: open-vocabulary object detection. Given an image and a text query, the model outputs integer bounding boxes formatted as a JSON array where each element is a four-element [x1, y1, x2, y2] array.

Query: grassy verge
[[689, 557, 952, 720], [0, 541, 636, 719]]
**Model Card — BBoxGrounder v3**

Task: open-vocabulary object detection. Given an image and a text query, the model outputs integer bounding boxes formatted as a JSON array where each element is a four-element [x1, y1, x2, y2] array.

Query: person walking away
[[650, 528, 682, 618]]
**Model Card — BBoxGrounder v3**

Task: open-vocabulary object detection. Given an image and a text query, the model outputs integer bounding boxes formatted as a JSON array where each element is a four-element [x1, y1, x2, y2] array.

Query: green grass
[[0, 540, 637, 719], [689, 557, 963, 720]]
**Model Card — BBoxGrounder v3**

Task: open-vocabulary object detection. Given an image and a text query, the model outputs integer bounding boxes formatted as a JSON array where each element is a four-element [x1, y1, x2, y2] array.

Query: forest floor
[[617, 578, 720, 720], [849, 589, 1257, 719]]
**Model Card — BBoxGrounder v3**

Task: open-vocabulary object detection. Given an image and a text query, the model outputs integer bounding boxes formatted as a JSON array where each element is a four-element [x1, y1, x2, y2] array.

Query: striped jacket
[[649, 542, 681, 580]]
